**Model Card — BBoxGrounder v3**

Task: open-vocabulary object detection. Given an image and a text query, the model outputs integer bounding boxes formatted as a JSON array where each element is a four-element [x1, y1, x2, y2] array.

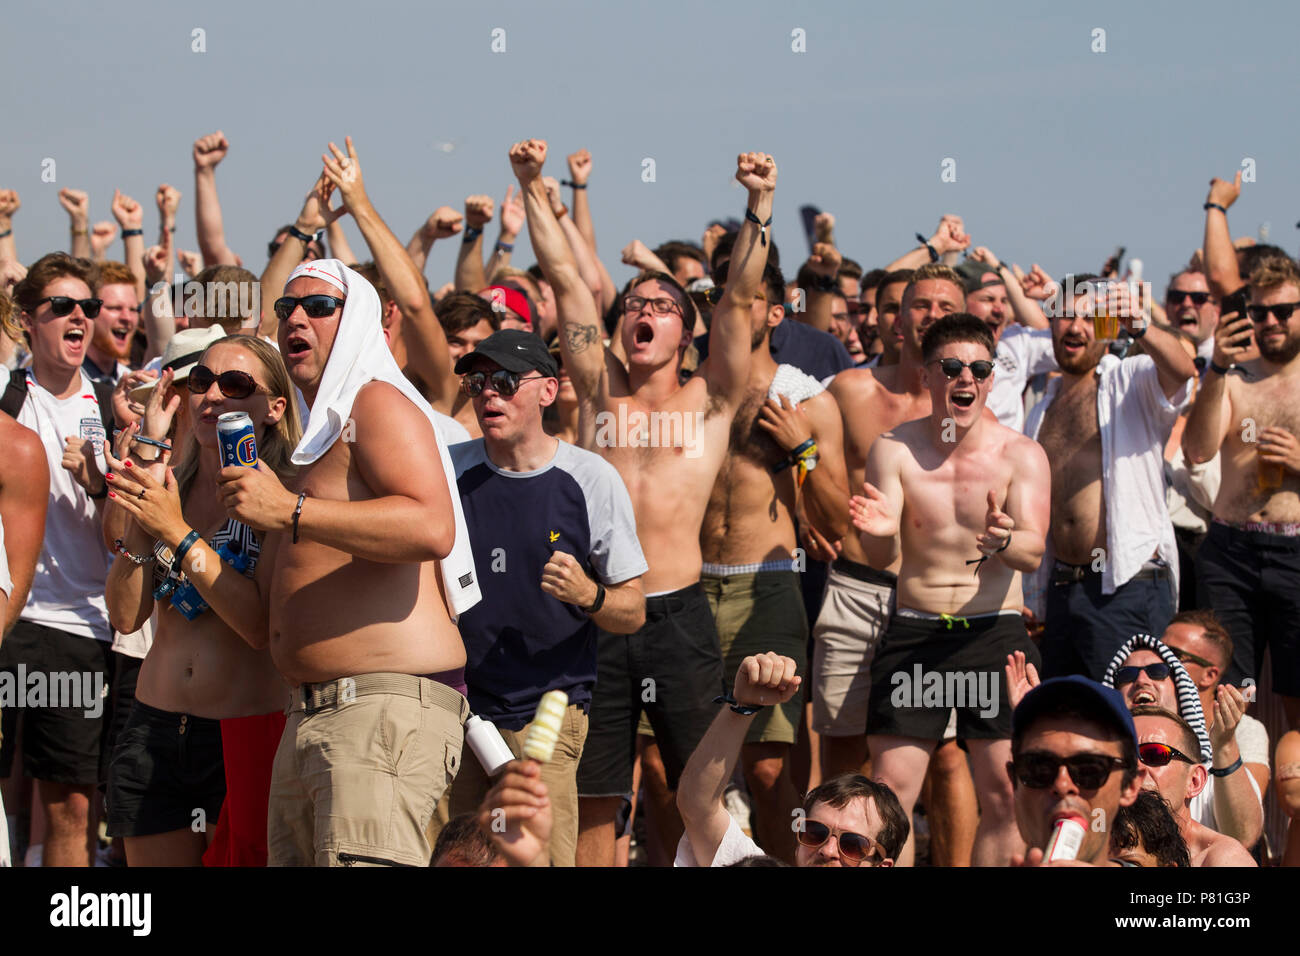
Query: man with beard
[[84, 261, 139, 386], [1027, 277, 1196, 680], [1183, 257, 1300, 729]]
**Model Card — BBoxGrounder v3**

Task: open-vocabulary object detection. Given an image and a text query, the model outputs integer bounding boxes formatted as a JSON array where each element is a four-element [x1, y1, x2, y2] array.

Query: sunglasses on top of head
[[930, 358, 994, 381], [36, 296, 102, 318], [186, 365, 267, 400], [273, 295, 346, 321], [794, 820, 882, 865]]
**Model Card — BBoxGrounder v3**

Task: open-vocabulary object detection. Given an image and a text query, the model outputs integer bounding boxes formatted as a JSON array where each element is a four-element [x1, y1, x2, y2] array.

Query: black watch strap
[[581, 581, 606, 615]]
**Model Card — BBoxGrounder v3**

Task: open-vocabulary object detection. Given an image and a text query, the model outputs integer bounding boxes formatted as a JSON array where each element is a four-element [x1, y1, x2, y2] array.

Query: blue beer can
[[217, 411, 257, 467]]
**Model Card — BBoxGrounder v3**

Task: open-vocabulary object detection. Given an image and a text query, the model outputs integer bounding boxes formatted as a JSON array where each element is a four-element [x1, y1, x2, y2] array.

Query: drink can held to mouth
[[217, 412, 257, 468], [1045, 816, 1087, 862]]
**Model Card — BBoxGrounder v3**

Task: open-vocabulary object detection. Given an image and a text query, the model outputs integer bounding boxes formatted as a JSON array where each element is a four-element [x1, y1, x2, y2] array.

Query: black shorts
[[866, 610, 1035, 741], [105, 700, 226, 838], [576, 583, 724, 796], [0, 621, 114, 787], [98, 651, 144, 792], [1196, 521, 1300, 694]]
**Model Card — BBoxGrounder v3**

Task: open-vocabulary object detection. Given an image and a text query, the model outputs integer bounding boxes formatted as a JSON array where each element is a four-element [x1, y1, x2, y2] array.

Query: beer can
[[217, 411, 257, 467]]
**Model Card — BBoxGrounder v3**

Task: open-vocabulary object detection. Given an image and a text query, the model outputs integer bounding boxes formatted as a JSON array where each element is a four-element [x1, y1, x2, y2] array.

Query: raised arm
[[322, 138, 454, 406], [1203, 173, 1243, 298], [192, 131, 240, 267], [563, 150, 617, 315], [512, 139, 613, 405], [799, 242, 841, 333], [970, 247, 1050, 331], [0, 190, 20, 264], [883, 215, 970, 272], [483, 186, 523, 281], [1119, 285, 1195, 398], [543, 177, 603, 305], [58, 188, 91, 258], [706, 152, 777, 407], [142, 238, 176, 361], [453, 195, 493, 293], [111, 190, 147, 301], [258, 173, 341, 337], [1182, 313, 1248, 464], [407, 205, 463, 274], [677, 653, 801, 866]]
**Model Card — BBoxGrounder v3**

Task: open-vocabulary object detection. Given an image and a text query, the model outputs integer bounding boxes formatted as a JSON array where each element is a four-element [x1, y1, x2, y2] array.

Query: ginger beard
[[93, 283, 139, 361]]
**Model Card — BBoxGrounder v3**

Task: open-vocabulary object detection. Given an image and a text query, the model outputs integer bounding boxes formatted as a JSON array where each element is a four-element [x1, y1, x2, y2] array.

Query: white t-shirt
[[674, 817, 764, 867], [1190, 714, 1269, 831], [989, 326, 1056, 432], [0, 367, 112, 641]]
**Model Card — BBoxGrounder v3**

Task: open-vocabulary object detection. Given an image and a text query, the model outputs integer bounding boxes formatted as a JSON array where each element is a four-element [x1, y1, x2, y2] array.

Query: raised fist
[[465, 195, 495, 229], [423, 206, 463, 240], [193, 131, 229, 169], [1018, 263, 1057, 302], [621, 239, 657, 270], [930, 215, 970, 255], [90, 221, 118, 257], [542, 177, 564, 215], [58, 188, 90, 224], [566, 148, 592, 187], [176, 249, 202, 279], [144, 244, 170, 284], [112, 190, 143, 230], [814, 212, 835, 243], [0, 189, 20, 219], [735, 152, 777, 193], [733, 652, 801, 709], [806, 242, 842, 279], [509, 139, 547, 184], [500, 185, 525, 239], [968, 245, 1001, 269], [156, 184, 181, 219], [701, 223, 727, 262]]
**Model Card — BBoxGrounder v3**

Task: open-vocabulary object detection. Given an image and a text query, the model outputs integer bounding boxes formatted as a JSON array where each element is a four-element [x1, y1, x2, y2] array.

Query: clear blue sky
[[4, 0, 1297, 291]]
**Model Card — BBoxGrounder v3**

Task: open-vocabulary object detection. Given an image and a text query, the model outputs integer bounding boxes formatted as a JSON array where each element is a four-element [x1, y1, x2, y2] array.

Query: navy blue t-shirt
[[452, 439, 647, 730]]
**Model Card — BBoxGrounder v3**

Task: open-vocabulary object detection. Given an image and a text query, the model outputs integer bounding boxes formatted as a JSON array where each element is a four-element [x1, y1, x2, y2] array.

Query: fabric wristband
[[746, 208, 773, 246], [1208, 360, 1233, 376], [713, 692, 764, 716], [463, 226, 483, 243], [293, 492, 308, 544], [121, 228, 144, 238], [1210, 756, 1243, 777], [495, 240, 514, 253], [0, 229, 11, 239], [561, 179, 587, 190], [581, 581, 606, 615], [288, 225, 322, 244], [1203, 202, 1228, 214], [916, 233, 940, 262]]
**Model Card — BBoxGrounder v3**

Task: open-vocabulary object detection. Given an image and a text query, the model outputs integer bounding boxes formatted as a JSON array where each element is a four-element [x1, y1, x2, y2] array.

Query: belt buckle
[[302, 683, 322, 716]]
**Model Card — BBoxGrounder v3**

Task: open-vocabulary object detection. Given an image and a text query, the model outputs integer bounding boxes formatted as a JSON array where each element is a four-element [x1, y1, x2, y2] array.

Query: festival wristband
[[746, 208, 773, 247], [713, 692, 763, 717], [581, 581, 606, 615], [293, 492, 308, 544], [1208, 360, 1233, 376], [1203, 202, 1228, 214], [916, 233, 940, 262], [463, 226, 483, 243], [495, 240, 514, 253], [561, 180, 587, 190], [1210, 756, 1242, 777], [289, 225, 323, 244], [122, 228, 144, 238], [0, 229, 11, 239]]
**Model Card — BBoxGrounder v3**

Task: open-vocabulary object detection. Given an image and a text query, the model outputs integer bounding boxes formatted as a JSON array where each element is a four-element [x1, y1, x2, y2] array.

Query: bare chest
[[1038, 379, 1100, 459]]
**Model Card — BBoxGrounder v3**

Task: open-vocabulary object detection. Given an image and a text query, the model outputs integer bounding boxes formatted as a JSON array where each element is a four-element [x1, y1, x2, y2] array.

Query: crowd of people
[[0, 132, 1297, 869]]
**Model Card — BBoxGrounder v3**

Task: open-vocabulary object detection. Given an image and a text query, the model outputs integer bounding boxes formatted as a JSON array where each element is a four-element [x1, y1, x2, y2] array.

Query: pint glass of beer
[[1091, 280, 1120, 341]]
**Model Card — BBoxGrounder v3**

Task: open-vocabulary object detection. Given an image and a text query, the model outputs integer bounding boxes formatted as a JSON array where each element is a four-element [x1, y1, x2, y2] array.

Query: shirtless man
[[1028, 277, 1196, 680], [851, 313, 1051, 866], [1183, 257, 1300, 727], [514, 139, 766, 866], [698, 257, 849, 862], [1131, 707, 1256, 866], [218, 138, 478, 869], [816, 263, 964, 778]]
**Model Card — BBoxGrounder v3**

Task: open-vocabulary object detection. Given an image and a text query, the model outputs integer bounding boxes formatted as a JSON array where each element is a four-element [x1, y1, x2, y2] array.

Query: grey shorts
[[810, 560, 896, 736]]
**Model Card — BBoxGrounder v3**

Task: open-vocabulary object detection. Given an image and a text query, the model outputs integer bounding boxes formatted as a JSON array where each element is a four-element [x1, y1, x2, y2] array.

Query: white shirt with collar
[[1024, 353, 1192, 598], [989, 326, 1057, 432]]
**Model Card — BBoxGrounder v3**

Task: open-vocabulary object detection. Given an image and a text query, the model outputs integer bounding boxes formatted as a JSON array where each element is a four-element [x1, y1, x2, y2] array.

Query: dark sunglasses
[[1168, 646, 1216, 669], [1114, 663, 1171, 686], [37, 296, 102, 318], [931, 358, 994, 381], [187, 365, 266, 399], [1166, 290, 1211, 306], [273, 294, 345, 321], [1246, 302, 1300, 324], [1138, 742, 1196, 768], [1012, 751, 1128, 790], [461, 369, 547, 398], [795, 819, 880, 865]]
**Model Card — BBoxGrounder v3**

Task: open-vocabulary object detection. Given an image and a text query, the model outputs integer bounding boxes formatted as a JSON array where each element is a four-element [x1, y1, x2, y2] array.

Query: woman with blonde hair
[[103, 334, 300, 866]]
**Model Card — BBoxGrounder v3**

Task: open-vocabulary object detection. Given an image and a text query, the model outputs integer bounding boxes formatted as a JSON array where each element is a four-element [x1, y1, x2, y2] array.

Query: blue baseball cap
[[1012, 676, 1137, 750]]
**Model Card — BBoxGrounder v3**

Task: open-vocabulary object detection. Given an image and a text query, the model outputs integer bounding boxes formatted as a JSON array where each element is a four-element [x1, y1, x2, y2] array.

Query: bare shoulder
[[0, 415, 45, 472], [829, 366, 879, 401], [352, 381, 433, 433], [1001, 424, 1050, 468], [1206, 832, 1257, 867]]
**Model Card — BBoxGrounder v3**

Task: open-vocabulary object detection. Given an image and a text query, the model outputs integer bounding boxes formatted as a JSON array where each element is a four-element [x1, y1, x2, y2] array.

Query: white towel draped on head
[[286, 259, 481, 619]]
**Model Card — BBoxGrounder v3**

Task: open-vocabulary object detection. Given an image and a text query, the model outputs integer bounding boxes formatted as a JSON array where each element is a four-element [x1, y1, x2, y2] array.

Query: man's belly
[[269, 550, 465, 685], [897, 539, 1025, 616], [1215, 448, 1300, 524]]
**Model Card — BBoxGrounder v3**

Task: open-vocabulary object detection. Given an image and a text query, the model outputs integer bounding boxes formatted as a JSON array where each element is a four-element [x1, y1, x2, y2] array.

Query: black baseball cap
[[956, 259, 1005, 295], [1012, 676, 1137, 752], [454, 329, 559, 378]]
